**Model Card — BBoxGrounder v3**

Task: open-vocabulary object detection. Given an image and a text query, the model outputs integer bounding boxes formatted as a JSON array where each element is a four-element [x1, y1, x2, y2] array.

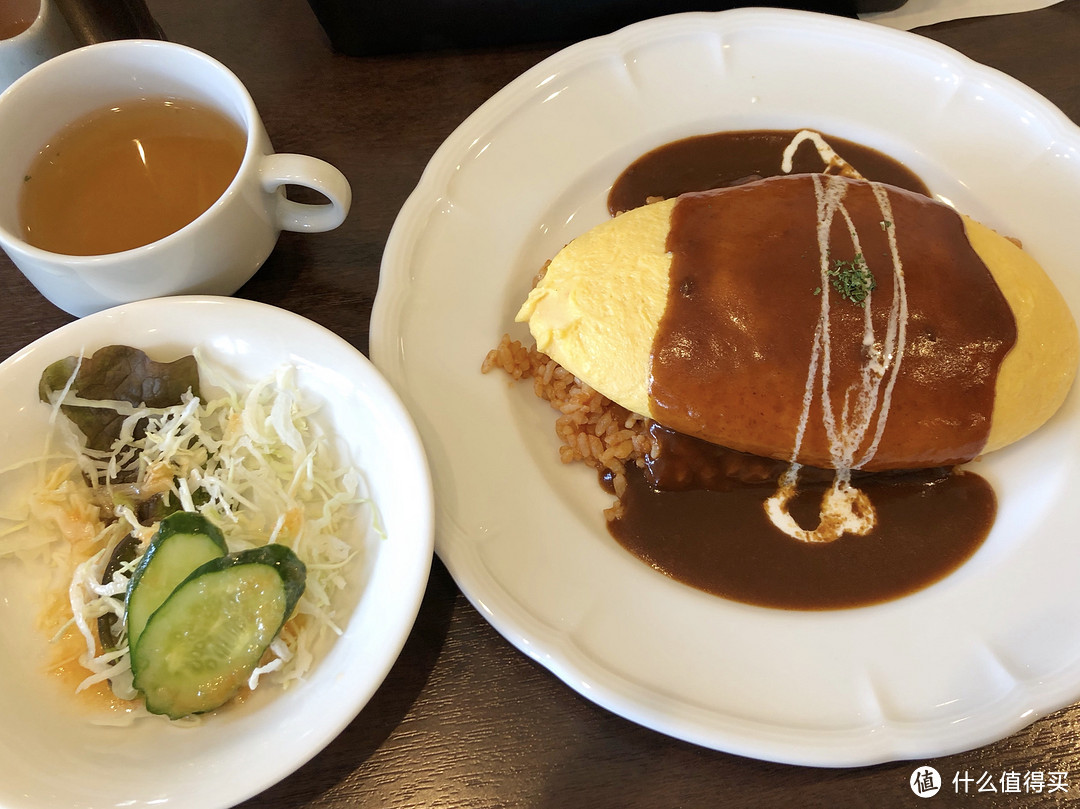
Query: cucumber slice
[[130, 544, 306, 719], [125, 512, 228, 652]]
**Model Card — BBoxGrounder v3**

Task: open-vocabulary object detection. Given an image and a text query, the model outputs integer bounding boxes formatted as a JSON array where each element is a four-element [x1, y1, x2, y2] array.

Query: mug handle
[[259, 153, 352, 232]]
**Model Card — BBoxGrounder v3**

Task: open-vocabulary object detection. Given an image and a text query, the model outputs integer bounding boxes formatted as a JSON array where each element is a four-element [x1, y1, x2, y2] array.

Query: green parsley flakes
[[828, 253, 876, 304]]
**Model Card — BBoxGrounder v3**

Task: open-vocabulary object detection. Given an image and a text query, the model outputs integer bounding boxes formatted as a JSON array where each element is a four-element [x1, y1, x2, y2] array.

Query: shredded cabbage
[[4, 351, 377, 721]]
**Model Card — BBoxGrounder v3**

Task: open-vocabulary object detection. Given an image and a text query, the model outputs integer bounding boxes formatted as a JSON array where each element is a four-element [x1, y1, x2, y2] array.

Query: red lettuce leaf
[[39, 345, 200, 452]]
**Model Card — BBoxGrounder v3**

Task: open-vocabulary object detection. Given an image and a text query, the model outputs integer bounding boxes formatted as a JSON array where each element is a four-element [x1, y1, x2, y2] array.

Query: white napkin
[[861, 0, 1062, 29]]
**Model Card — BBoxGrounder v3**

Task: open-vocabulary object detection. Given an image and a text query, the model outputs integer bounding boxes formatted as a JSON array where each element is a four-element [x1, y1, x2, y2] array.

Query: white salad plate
[[370, 8, 1080, 767], [0, 297, 434, 808]]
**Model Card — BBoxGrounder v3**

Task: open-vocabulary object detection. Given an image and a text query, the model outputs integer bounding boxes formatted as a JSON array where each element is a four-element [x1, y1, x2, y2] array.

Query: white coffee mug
[[0, 0, 76, 93], [0, 39, 351, 317]]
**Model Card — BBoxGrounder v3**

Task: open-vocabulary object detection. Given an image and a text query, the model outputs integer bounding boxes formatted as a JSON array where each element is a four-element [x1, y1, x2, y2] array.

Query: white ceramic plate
[[0, 297, 433, 808], [370, 8, 1080, 766]]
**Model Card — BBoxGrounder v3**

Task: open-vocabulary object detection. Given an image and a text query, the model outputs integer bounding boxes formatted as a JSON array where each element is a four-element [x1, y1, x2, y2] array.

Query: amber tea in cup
[[0, 39, 351, 317], [20, 96, 246, 256], [0, 0, 38, 39]]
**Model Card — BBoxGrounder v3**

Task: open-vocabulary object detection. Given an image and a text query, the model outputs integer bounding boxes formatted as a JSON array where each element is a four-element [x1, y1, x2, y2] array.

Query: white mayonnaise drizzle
[[781, 129, 862, 180], [764, 133, 909, 543]]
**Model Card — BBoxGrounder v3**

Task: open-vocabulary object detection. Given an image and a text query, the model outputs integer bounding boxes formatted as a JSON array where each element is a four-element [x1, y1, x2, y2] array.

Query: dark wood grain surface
[[3, 1, 1080, 806]]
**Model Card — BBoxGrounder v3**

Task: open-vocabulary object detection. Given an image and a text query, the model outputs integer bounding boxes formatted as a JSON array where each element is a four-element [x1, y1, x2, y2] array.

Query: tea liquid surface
[[20, 97, 246, 256], [0, 0, 38, 39]]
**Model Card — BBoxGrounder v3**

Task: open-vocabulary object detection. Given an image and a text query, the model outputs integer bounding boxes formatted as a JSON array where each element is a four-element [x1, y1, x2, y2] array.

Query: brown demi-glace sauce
[[608, 130, 930, 215], [603, 130, 1013, 610]]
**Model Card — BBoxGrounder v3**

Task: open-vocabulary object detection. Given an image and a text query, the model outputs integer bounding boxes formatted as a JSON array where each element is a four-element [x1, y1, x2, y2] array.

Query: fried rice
[[482, 334, 658, 518]]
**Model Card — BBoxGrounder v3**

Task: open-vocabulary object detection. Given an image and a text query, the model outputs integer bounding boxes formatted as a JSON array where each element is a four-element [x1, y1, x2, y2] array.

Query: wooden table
[[3, 1, 1080, 806]]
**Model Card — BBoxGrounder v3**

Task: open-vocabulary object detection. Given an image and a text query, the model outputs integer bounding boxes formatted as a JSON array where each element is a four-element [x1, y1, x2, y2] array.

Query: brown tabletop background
[[3, 1, 1080, 806]]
